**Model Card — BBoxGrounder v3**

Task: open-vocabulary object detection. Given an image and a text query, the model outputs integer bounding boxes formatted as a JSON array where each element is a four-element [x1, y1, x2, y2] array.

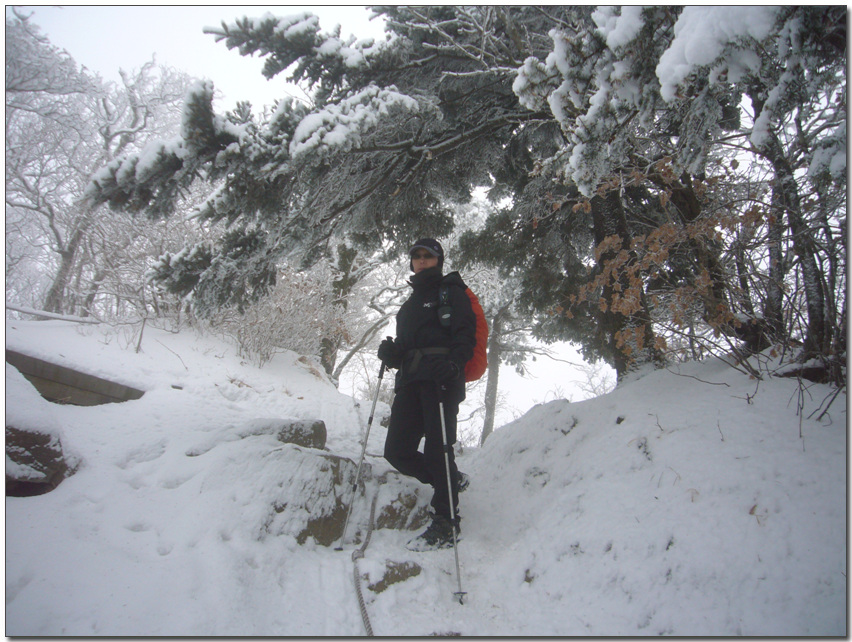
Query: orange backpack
[[439, 285, 489, 382]]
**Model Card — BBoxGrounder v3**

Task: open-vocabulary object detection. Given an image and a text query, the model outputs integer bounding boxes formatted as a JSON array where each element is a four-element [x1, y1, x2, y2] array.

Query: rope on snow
[[351, 490, 379, 636]]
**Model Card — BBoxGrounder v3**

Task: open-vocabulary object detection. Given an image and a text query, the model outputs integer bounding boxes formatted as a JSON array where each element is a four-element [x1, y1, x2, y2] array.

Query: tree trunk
[[320, 244, 363, 379], [319, 337, 339, 380], [765, 186, 786, 342], [748, 87, 827, 358], [43, 225, 87, 314], [80, 266, 109, 318], [479, 307, 507, 446], [766, 136, 827, 357]]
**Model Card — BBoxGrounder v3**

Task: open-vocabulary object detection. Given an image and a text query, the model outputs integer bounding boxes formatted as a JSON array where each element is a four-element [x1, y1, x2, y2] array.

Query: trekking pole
[[336, 362, 386, 551], [438, 399, 467, 605]]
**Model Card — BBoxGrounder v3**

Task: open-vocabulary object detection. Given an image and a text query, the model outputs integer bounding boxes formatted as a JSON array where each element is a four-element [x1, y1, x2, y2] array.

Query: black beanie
[[409, 238, 444, 271]]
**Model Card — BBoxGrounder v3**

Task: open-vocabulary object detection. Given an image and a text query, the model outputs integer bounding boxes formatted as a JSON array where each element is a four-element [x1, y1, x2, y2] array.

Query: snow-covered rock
[[6, 364, 80, 496]]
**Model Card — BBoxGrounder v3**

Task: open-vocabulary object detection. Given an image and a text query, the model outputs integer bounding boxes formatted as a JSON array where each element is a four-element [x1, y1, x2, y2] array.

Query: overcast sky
[[14, 5, 386, 111]]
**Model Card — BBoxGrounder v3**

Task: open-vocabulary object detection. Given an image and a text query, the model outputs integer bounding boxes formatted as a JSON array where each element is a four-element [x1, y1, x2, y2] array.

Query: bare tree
[[6, 11, 197, 319]]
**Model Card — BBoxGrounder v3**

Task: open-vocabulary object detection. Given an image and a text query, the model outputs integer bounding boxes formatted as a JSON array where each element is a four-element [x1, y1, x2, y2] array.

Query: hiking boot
[[406, 515, 460, 552], [456, 471, 470, 494]]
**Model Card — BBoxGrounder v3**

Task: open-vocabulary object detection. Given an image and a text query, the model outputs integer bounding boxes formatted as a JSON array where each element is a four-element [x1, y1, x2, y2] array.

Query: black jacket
[[393, 267, 476, 393]]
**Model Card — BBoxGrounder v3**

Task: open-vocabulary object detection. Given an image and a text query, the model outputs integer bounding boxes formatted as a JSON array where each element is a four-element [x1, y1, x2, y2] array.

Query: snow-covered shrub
[[205, 264, 348, 367]]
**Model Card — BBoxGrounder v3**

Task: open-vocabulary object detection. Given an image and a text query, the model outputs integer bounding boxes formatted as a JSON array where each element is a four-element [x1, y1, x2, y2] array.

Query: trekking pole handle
[[365, 362, 386, 430]]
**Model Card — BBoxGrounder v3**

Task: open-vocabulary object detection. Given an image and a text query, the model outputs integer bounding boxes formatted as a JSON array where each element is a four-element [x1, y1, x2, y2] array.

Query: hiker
[[377, 238, 476, 551]]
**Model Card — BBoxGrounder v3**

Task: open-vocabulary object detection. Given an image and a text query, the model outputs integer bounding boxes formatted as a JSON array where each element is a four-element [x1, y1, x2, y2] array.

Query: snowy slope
[[5, 319, 846, 636]]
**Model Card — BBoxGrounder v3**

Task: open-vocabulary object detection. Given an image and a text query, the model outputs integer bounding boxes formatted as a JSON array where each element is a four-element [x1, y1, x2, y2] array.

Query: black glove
[[377, 337, 402, 369]]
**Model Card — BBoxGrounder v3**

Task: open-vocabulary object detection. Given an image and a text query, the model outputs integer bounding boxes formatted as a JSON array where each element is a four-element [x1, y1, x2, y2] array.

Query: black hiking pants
[[384, 380, 461, 521]]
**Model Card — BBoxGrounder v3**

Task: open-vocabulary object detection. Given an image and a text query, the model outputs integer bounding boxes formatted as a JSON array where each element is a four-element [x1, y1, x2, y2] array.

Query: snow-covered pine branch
[[289, 85, 419, 159]]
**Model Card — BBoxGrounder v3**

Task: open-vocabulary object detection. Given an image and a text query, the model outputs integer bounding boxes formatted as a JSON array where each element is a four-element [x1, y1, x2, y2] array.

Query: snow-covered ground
[[5, 319, 846, 636]]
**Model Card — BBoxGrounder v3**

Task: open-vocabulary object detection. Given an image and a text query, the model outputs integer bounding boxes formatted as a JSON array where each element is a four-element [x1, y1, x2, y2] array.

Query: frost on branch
[[808, 122, 846, 182], [147, 228, 276, 315], [593, 5, 645, 50], [204, 11, 386, 90], [146, 243, 214, 299], [289, 85, 419, 159], [204, 12, 322, 80], [512, 55, 557, 113], [86, 81, 241, 218], [655, 6, 780, 103], [512, 9, 671, 197], [180, 81, 249, 152]]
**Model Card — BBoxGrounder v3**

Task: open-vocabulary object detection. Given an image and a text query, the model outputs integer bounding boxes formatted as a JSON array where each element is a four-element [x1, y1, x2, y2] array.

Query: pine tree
[[84, 6, 846, 384]]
